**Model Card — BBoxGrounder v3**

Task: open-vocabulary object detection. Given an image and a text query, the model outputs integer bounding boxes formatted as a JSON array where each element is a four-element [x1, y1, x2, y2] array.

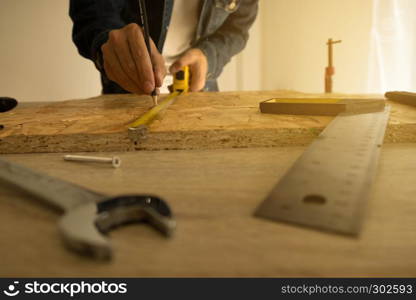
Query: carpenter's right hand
[[101, 23, 166, 94]]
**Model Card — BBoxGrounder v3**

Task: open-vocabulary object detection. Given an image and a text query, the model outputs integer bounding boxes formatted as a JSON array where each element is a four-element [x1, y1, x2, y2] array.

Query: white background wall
[[261, 0, 374, 93], [0, 0, 101, 102], [0, 0, 413, 102]]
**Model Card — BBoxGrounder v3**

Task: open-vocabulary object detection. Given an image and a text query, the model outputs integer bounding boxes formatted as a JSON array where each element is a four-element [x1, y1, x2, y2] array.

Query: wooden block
[[260, 98, 385, 116], [0, 91, 415, 154]]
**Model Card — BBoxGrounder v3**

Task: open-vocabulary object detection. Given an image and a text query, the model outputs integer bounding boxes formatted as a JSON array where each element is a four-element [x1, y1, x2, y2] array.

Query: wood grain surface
[[0, 144, 415, 277], [0, 91, 415, 154]]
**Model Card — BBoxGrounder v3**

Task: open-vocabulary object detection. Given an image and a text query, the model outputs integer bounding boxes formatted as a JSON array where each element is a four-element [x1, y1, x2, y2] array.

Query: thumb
[[169, 52, 194, 74], [150, 40, 166, 87]]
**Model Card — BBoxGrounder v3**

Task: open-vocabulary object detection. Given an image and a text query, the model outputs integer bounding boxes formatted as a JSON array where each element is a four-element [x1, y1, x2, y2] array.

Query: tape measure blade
[[255, 107, 390, 235], [129, 92, 179, 128]]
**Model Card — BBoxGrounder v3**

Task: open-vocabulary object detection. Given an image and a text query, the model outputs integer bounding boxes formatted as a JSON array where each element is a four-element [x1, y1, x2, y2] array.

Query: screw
[[63, 155, 121, 168]]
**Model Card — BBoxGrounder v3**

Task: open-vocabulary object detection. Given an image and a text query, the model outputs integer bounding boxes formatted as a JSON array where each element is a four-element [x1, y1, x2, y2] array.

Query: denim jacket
[[69, 0, 259, 93]]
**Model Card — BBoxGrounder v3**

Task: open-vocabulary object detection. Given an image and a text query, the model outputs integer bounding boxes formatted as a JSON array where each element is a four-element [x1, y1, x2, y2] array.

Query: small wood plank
[[0, 91, 415, 154], [260, 98, 385, 115]]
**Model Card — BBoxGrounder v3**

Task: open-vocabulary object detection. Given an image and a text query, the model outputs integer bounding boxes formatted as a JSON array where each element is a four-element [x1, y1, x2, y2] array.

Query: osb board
[[0, 90, 415, 154]]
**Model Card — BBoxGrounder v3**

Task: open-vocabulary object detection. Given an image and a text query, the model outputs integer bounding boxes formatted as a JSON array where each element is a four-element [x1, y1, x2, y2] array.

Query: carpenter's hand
[[170, 48, 208, 92], [101, 23, 166, 94]]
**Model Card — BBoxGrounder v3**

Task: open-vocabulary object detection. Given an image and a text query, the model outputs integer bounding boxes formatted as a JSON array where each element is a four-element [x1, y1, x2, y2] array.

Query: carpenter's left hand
[[170, 48, 208, 92]]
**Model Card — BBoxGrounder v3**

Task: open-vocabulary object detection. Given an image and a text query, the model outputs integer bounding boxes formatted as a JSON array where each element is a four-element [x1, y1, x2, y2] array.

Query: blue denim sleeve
[[69, 0, 128, 64], [195, 0, 259, 80]]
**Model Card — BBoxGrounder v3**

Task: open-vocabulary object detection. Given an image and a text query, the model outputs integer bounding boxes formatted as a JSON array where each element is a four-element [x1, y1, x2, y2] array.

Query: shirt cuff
[[91, 30, 111, 72], [195, 39, 218, 80]]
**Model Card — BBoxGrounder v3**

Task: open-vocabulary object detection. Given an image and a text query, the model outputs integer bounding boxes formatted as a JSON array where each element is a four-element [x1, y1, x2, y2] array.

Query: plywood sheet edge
[[0, 124, 414, 154]]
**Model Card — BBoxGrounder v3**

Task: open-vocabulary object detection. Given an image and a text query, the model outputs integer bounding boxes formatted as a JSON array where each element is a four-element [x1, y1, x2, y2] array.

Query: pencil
[[138, 0, 159, 105]]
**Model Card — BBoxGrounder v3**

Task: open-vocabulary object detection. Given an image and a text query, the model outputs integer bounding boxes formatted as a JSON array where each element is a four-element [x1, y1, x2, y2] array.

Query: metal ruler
[[255, 107, 390, 235]]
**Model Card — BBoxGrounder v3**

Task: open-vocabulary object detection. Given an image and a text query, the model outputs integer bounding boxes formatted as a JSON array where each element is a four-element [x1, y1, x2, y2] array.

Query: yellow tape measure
[[172, 66, 190, 93], [129, 66, 189, 129], [129, 92, 179, 128]]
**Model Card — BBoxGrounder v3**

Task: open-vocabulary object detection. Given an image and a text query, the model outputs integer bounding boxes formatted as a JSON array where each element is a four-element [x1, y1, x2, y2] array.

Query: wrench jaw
[[58, 195, 176, 261], [58, 202, 112, 261], [95, 195, 176, 237]]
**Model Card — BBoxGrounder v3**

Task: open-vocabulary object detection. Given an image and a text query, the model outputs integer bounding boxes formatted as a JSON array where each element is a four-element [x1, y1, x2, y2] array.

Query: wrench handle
[[0, 158, 103, 212]]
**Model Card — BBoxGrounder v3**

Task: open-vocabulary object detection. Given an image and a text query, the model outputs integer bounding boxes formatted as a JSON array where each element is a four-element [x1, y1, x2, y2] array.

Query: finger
[[112, 34, 141, 87], [104, 60, 142, 94], [102, 45, 142, 94], [104, 61, 142, 94], [189, 63, 207, 92], [169, 52, 193, 75], [171, 51, 207, 92], [125, 24, 154, 93]]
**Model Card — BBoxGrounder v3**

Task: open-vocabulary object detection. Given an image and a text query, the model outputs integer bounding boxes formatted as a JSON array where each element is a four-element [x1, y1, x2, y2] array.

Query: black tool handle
[[0, 97, 18, 113], [138, 0, 152, 60], [138, 0, 158, 97]]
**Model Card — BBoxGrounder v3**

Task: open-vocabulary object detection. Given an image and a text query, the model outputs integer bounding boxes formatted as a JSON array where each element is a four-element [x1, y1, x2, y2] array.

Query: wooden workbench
[[0, 91, 415, 277], [1, 144, 415, 277]]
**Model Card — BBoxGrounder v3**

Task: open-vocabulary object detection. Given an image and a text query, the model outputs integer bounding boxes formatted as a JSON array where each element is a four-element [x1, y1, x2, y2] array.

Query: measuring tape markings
[[129, 92, 180, 129]]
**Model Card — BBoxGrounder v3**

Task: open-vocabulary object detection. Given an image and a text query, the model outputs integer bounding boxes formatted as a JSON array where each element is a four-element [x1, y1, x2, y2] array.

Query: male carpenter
[[69, 0, 258, 95]]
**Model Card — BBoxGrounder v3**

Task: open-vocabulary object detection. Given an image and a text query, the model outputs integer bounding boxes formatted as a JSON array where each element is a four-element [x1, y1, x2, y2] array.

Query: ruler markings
[[255, 107, 391, 235]]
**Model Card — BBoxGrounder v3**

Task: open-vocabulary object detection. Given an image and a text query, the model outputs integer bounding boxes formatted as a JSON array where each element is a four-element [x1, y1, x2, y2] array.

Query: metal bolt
[[63, 155, 121, 168]]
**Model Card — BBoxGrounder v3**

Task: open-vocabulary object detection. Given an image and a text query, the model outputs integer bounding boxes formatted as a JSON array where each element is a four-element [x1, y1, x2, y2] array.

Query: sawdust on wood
[[0, 91, 415, 153]]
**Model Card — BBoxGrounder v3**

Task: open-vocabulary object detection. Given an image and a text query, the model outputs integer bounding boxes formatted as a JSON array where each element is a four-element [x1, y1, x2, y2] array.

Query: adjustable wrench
[[0, 158, 176, 260]]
